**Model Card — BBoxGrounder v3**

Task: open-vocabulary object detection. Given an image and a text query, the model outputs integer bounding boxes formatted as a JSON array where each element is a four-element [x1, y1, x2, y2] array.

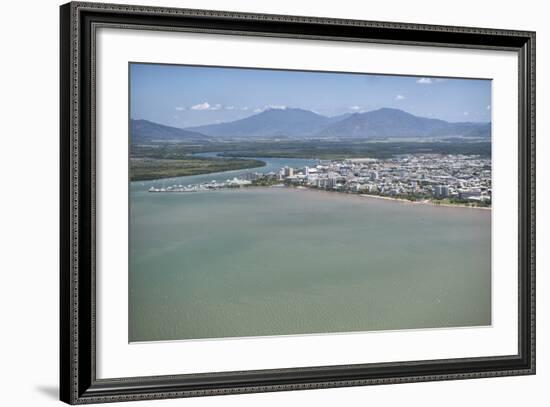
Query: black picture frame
[[60, 1, 536, 404]]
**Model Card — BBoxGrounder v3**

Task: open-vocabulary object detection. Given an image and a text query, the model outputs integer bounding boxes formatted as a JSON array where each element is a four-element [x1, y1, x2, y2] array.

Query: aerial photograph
[[129, 63, 492, 342]]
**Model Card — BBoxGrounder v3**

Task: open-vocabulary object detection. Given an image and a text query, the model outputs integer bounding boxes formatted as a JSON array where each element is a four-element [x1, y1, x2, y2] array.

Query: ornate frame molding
[[60, 2, 535, 404]]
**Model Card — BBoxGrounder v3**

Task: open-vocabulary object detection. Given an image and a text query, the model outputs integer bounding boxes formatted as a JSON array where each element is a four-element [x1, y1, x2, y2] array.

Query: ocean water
[[129, 170, 491, 342]]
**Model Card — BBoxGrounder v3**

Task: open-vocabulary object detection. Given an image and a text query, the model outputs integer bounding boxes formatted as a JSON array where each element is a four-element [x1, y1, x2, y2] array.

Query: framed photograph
[[60, 1, 536, 404]]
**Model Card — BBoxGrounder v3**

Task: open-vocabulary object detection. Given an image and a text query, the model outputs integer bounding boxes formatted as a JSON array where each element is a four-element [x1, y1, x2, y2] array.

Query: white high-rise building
[[434, 185, 449, 197]]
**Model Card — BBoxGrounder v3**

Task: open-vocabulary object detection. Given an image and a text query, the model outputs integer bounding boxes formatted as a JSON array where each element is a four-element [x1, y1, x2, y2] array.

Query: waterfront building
[[434, 185, 450, 198], [148, 153, 491, 206]]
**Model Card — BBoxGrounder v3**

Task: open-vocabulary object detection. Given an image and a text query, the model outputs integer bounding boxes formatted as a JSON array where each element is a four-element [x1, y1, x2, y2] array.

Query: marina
[[148, 178, 252, 193]]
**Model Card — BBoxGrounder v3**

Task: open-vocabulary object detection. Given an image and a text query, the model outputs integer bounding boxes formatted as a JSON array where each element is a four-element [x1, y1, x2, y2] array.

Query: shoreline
[[292, 186, 491, 210], [282, 186, 491, 210], [356, 192, 491, 210], [185, 184, 491, 211], [135, 154, 491, 211]]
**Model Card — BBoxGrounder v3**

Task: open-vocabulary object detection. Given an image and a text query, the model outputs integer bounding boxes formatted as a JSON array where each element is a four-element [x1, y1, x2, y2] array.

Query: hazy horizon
[[130, 63, 492, 128]]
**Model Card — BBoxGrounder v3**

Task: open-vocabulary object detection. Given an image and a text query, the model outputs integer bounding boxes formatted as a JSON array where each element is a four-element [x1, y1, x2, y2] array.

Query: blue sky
[[130, 63, 492, 128]]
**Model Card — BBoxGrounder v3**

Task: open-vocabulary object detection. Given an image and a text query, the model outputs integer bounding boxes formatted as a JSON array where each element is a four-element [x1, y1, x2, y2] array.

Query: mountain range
[[131, 107, 490, 143], [186, 108, 352, 138], [316, 108, 491, 139]]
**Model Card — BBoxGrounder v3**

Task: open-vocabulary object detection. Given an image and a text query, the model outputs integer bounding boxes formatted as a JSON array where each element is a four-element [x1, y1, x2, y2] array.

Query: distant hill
[[132, 108, 490, 144], [188, 107, 490, 139], [131, 119, 209, 143], [316, 108, 491, 139], [186, 108, 334, 138], [432, 121, 492, 138], [325, 112, 354, 124]]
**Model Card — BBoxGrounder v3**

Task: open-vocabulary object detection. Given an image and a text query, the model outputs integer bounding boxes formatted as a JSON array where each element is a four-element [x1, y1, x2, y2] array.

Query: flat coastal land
[[130, 156, 265, 181]]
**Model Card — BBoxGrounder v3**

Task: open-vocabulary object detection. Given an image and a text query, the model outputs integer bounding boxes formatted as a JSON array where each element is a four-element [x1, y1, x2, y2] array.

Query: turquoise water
[[129, 158, 491, 342]]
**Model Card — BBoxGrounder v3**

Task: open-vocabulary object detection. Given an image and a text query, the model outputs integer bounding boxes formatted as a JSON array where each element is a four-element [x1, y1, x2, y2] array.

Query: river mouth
[[130, 153, 318, 191]]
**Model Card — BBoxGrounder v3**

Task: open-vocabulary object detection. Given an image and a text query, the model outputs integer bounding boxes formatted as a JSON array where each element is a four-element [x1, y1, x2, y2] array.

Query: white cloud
[[417, 77, 447, 84], [241, 106, 249, 111], [395, 94, 405, 101], [225, 105, 235, 110], [349, 105, 362, 111], [487, 105, 491, 110], [250, 105, 287, 114], [191, 102, 211, 110], [189, 102, 223, 111], [175, 106, 186, 111], [416, 77, 433, 84], [463, 111, 469, 116]]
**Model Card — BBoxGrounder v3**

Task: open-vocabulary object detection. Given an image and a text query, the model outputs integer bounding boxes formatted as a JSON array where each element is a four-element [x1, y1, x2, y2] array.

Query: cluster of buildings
[[149, 153, 491, 206], [271, 154, 491, 204]]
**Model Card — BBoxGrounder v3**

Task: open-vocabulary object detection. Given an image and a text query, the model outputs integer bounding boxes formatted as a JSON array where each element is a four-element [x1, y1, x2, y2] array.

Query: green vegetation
[[249, 178, 284, 187], [431, 197, 491, 208], [130, 139, 491, 186], [132, 139, 491, 161], [216, 140, 491, 159], [366, 192, 491, 208], [131, 144, 205, 159], [130, 157, 265, 181]]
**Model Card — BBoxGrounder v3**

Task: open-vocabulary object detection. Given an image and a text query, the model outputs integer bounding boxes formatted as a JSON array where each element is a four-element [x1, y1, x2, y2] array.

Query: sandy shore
[[289, 186, 491, 211], [155, 183, 492, 211], [357, 192, 491, 210]]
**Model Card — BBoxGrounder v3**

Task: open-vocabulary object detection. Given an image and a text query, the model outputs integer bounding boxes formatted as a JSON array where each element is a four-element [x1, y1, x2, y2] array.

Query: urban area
[[149, 154, 492, 207]]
